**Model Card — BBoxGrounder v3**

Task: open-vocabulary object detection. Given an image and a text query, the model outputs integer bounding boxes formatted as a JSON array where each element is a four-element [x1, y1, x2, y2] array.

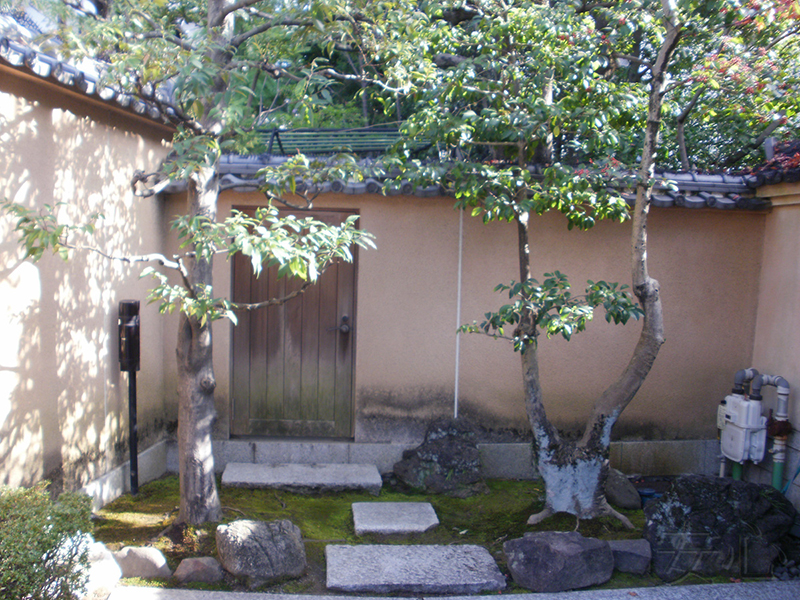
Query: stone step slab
[[352, 502, 439, 535], [325, 544, 506, 594], [221, 463, 381, 495]]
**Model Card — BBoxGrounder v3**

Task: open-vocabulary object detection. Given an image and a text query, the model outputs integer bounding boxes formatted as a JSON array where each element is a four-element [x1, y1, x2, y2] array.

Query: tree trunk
[[524, 5, 681, 527], [176, 165, 222, 524]]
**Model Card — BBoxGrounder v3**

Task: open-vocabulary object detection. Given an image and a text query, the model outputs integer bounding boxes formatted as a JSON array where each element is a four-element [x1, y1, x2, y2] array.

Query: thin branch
[[722, 117, 784, 167], [316, 68, 406, 93], [612, 53, 653, 72], [234, 280, 315, 310], [128, 9, 197, 52], [766, 25, 800, 51], [676, 88, 704, 170], [220, 0, 270, 21], [131, 171, 176, 197], [135, 31, 197, 53]]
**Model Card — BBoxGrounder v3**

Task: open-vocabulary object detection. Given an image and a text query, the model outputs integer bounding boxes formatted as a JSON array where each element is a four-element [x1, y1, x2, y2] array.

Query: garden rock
[[503, 531, 614, 592], [81, 540, 122, 600], [393, 417, 487, 497], [644, 474, 797, 581], [216, 519, 306, 588], [607, 539, 651, 575], [113, 546, 172, 580], [174, 556, 224, 584], [605, 468, 642, 510]]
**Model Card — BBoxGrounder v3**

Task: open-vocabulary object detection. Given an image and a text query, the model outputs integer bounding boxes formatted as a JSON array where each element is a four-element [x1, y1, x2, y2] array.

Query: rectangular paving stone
[[352, 502, 439, 535], [221, 463, 381, 495], [325, 544, 506, 594]]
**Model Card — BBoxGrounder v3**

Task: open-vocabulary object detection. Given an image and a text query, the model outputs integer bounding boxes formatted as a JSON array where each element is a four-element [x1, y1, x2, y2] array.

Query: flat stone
[[325, 544, 506, 594], [352, 502, 439, 535], [221, 463, 382, 495], [608, 539, 652, 575]]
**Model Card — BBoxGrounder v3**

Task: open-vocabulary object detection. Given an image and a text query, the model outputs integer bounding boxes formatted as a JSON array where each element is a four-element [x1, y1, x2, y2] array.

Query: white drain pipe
[[454, 208, 464, 419]]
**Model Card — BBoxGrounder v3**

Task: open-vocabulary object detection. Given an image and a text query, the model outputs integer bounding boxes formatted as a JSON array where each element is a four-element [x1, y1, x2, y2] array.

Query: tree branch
[[220, 0, 269, 21], [234, 280, 315, 310], [722, 117, 784, 168], [676, 88, 704, 170], [580, 0, 679, 448]]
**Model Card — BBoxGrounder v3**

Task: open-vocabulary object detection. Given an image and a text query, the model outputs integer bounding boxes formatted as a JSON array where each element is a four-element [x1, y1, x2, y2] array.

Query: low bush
[[0, 482, 92, 599]]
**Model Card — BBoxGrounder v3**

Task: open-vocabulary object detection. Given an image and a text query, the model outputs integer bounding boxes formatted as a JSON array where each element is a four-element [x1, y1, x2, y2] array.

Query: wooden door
[[230, 208, 357, 437]]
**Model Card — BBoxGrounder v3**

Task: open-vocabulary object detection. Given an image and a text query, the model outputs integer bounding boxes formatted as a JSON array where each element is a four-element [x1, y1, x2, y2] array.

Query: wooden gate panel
[[230, 207, 356, 437]]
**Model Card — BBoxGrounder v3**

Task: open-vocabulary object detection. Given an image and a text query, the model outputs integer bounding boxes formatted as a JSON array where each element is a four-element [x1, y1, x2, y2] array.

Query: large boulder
[[644, 474, 797, 581], [216, 519, 306, 589], [503, 531, 614, 592], [393, 418, 487, 497]]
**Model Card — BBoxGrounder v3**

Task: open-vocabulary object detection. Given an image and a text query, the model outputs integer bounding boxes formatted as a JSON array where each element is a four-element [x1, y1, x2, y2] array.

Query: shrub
[[0, 482, 92, 599]]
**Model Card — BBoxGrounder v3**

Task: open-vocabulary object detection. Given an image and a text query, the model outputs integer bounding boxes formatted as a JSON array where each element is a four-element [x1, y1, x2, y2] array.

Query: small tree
[[3, 0, 384, 524], [373, 0, 799, 526]]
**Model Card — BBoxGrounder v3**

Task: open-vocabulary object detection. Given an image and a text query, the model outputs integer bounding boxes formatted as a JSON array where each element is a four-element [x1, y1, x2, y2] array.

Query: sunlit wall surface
[[0, 69, 171, 492]]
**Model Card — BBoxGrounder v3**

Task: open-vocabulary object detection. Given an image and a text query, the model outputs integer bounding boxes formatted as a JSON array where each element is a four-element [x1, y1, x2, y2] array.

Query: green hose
[[732, 462, 743, 480]]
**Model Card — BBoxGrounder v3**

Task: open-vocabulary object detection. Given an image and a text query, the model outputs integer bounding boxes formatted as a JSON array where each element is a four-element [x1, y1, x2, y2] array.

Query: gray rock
[[325, 544, 506, 594], [608, 539, 651, 575], [644, 474, 797, 581], [503, 531, 614, 592], [605, 468, 642, 510], [82, 540, 122, 599], [174, 557, 224, 584], [393, 417, 487, 497], [216, 519, 306, 589], [113, 546, 172, 580]]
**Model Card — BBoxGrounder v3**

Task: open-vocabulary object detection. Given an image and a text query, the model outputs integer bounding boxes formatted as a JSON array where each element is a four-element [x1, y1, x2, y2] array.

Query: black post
[[119, 300, 140, 495], [128, 370, 138, 495]]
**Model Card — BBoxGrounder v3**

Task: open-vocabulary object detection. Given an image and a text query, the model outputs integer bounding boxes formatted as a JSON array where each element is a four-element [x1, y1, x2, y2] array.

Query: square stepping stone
[[326, 544, 506, 594], [221, 463, 381, 495], [352, 502, 439, 535]]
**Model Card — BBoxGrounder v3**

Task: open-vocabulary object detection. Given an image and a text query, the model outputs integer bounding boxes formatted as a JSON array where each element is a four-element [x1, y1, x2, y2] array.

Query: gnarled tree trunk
[[523, 5, 680, 527]]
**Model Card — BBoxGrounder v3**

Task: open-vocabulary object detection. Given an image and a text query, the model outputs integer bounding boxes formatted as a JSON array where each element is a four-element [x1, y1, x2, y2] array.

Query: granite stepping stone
[[352, 502, 439, 535], [221, 462, 382, 495], [325, 544, 506, 594]]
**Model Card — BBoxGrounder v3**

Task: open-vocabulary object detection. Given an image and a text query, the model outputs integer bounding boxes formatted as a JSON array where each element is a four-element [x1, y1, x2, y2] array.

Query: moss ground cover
[[92, 475, 697, 593]]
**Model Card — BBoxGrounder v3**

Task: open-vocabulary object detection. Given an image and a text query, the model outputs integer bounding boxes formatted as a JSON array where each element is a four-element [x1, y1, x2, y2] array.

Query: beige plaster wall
[[192, 189, 765, 445], [748, 183, 800, 507], [0, 69, 172, 491]]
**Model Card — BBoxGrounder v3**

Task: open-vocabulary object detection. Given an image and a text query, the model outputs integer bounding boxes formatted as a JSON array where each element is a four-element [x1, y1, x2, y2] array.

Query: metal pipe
[[752, 374, 791, 491]]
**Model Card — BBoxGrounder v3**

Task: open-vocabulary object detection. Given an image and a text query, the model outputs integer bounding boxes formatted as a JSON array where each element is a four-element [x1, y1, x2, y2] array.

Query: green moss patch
[[93, 475, 653, 593]]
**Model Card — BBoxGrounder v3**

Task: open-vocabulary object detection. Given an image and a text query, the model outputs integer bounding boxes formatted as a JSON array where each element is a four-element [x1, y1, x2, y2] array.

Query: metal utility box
[[719, 393, 767, 463], [118, 300, 140, 372]]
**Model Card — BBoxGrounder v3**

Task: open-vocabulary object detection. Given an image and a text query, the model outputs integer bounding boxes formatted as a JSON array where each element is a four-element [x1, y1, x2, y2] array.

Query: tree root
[[527, 502, 635, 529], [600, 501, 634, 529], [526, 506, 554, 525]]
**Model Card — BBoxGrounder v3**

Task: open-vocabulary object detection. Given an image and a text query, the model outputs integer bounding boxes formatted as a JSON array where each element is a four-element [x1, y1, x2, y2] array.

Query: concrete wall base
[[166, 438, 720, 480], [80, 441, 168, 511], [82, 438, 722, 511]]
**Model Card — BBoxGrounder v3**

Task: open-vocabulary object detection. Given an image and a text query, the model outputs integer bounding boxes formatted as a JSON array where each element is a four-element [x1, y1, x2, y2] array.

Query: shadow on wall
[[0, 83, 169, 493]]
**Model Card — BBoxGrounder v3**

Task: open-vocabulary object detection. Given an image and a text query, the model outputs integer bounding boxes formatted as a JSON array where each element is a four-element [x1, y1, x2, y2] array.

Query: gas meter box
[[119, 300, 140, 372], [719, 393, 767, 463]]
